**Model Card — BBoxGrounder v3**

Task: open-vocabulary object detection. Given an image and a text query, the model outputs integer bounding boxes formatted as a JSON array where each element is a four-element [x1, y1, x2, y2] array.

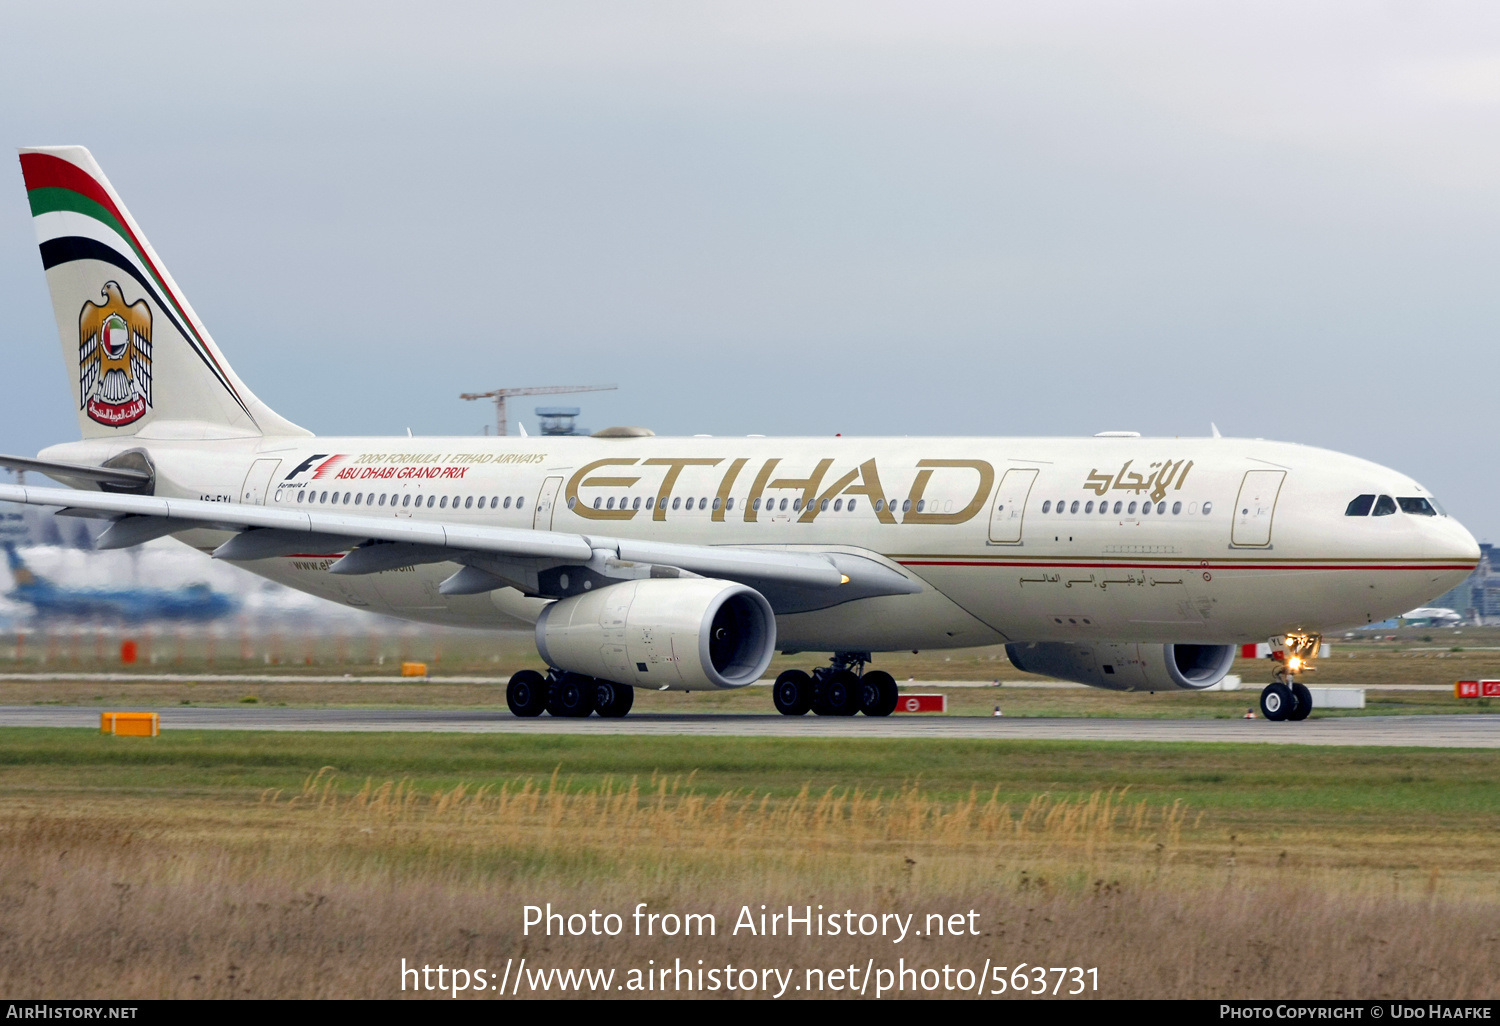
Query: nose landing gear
[[773, 653, 900, 717], [1259, 633, 1319, 722]]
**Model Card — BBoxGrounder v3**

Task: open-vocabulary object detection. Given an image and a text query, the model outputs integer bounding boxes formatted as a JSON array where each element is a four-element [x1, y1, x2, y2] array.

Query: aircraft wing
[[0, 483, 919, 609]]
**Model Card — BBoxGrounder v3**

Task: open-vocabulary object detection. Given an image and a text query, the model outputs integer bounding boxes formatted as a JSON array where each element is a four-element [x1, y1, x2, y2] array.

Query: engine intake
[[535, 578, 775, 691], [1005, 641, 1236, 692]]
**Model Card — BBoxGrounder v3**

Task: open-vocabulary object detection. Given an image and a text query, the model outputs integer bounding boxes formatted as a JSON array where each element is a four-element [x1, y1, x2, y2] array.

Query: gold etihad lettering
[[643, 458, 723, 521], [565, 458, 643, 521], [564, 454, 997, 526], [1083, 458, 1193, 503], [903, 459, 995, 525]]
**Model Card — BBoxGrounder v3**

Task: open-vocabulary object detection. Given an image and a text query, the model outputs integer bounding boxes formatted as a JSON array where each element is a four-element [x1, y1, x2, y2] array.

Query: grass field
[[1, 728, 1497, 999]]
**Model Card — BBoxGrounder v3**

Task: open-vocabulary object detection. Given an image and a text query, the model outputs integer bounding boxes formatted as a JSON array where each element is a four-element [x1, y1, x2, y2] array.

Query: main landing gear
[[506, 669, 635, 718], [1259, 633, 1320, 722], [773, 653, 900, 717]]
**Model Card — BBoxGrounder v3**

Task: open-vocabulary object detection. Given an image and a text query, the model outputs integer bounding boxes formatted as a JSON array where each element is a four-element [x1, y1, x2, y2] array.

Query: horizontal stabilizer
[[0, 454, 151, 490]]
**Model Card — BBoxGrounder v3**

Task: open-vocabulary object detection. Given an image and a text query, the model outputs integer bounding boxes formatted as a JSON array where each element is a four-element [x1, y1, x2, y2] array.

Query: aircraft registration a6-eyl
[[0, 146, 1480, 721]]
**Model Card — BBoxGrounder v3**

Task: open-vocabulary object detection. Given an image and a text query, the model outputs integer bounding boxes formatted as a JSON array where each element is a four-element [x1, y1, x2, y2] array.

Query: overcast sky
[[2, 2, 1498, 538]]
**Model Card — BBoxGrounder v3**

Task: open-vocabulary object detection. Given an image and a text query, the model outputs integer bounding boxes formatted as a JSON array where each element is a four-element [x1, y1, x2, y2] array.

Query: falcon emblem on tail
[[78, 281, 152, 427]]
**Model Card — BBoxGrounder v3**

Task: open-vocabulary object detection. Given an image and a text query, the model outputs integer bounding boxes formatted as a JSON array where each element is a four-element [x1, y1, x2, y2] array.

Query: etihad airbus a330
[[0, 146, 1479, 721]]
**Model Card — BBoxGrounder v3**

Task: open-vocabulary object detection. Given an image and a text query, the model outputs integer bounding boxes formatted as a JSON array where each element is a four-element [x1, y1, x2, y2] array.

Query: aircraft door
[[239, 459, 281, 506], [533, 477, 563, 530], [1231, 470, 1286, 547], [988, 468, 1039, 543]]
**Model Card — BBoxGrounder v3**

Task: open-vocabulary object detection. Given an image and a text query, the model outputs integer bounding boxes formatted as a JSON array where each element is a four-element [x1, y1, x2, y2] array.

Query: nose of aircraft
[[1437, 515, 1482, 567]]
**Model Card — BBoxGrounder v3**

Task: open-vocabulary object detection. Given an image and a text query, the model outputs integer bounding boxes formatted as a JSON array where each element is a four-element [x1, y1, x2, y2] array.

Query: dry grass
[[2, 769, 1496, 999]]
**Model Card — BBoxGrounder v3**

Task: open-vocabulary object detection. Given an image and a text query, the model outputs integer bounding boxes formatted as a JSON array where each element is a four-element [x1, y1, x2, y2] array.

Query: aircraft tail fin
[[18, 146, 310, 440], [1, 542, 36, 587]]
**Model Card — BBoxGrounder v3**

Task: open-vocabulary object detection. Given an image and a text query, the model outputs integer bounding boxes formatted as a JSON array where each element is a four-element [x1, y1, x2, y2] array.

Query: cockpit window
[[1372, 494, 1397, 516], [1345, 494, 1375, 517], [1397, 497, 1436, 516]]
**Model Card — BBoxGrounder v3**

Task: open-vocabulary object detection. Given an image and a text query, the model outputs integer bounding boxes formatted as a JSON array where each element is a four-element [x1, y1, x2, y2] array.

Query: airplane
[[0, 146, 1480, 722], [1399, 607, 1464, 627], [2, 541, 239, 622]]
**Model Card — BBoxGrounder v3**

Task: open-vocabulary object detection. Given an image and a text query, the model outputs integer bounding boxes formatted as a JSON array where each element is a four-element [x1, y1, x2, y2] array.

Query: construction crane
[[460, 384, 617, 437]]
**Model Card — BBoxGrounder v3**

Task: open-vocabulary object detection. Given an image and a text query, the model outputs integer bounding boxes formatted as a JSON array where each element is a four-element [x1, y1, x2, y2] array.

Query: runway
[[3, 705, 1497, 747]]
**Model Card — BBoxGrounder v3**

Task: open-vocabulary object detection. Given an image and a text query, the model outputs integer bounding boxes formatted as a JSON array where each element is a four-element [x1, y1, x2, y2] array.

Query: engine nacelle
[[535, 578, 776, 691], [1005, 641, 1236, 692]]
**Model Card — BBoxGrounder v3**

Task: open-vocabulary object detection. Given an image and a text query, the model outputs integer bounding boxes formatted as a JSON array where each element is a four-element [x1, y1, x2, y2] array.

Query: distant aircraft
[[1401, 607, 1464, 627], [2, 542, 238, 622]]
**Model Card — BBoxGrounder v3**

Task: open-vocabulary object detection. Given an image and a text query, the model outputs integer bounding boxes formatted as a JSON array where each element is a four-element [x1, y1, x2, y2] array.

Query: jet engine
[[535, 578, 776, 691], [1005, 641, 1236, 692]]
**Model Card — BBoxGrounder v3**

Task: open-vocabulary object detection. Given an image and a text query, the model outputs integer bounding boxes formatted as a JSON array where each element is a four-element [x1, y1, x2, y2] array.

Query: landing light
[[1287, 656, 1303, 672]]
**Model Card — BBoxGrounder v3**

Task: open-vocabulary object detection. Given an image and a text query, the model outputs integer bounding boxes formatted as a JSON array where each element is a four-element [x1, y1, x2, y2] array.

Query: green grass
[[3, 727, 1497, 823]]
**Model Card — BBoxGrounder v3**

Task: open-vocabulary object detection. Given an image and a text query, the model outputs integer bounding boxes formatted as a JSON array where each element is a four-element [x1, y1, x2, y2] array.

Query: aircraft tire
[[823, 670, 861, 716], [773, 670, 813, 715], [595, 680, 635, 718], [1260, 683, 1293, 721], [1288, 683, 1312, 721], [858, 671, 900, 717], [547, 673, 597, 717], [506, 670, 549, 717]]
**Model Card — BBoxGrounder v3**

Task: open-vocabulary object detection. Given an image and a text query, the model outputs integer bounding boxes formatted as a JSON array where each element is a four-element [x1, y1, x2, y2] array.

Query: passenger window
[[833, 498, 843, 511], [1156, 502, 1165, 514], [713, 497, 722, 511], [646, 497, 654, 509], [753, 497, 762, 511], [378, 494, 386, 506], [1042, 500, 1052, 513], [1056, 499, 1064, 512], [780, 498, 789, 511], [465, 496, 473, 509], [1202, 501, 1212, 515], [672, 497, 681, 510], [634, 497, 642, 510], [793, 498, 803, 512], [875, 499, 884, 512], [517, 497, 524, 509], [440, 496, 448, 509], [606, 497, 615, 510], [593, 497, 601, 509], [1128, 501, 1137, 514], [342, 493, 351, 505], [1345, 494, 1375, 517], [567, 496, 576, 509], [1141, 501, 1150, 515], [503, 496, 512, 509], [916, 499, 925, 512], [354, 493, 363, 506], [1069, 500, 1079, 514], [819, 498, 828, 512], [699, 498, 707, 510], [297, 490, 305, 503], [726, 498, 735, 511], [1373, 494, 1397, 516], [1172, 501, 1181, 515], [901, 499, 911, 513], [848, 499, 857, 511], [402, 495, 411, 507], [1397, 497, 1436, 516]]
